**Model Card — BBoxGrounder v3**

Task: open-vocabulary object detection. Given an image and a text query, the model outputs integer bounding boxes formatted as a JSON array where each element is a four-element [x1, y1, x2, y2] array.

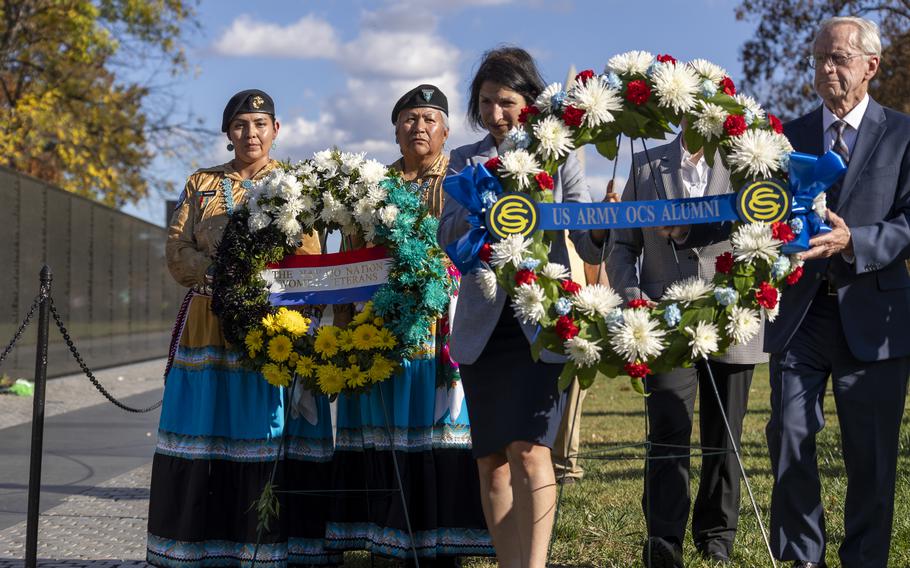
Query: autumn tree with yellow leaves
[[0, 0, 201, 206]]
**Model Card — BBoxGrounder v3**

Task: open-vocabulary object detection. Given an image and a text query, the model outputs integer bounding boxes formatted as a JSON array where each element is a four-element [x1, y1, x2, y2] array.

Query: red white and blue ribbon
[[261, 247, 391, 305]]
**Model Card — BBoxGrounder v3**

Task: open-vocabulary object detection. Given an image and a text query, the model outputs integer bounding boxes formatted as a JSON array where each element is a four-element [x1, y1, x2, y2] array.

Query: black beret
[[222, 89, 275, 132], [390, 84, 448, 124]]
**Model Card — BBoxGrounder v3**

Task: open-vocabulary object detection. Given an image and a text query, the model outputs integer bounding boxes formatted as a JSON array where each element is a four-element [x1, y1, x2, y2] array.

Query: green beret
[[390, 84, 448, 124], [222, 89, 275, 132]]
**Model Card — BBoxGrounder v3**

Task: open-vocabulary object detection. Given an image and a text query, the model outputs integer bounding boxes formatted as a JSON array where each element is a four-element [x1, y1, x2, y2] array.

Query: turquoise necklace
[[220, 178, 253, 216]]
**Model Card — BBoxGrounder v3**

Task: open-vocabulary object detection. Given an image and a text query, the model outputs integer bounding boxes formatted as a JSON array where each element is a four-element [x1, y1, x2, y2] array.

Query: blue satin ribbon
[[442, 164, 503, 273], [782, 151, 847, 254]]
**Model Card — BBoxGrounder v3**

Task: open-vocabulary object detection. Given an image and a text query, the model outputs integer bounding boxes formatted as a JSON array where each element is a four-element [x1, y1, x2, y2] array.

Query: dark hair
[[467, 46, 546, 131]]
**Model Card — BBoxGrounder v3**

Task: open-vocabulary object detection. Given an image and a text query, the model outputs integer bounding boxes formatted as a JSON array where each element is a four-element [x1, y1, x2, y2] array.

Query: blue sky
[[125, 0, 767, 225]]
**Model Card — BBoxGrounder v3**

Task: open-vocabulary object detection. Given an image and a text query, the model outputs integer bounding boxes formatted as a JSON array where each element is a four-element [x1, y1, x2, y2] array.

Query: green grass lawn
[[345, 363, 910, 566]]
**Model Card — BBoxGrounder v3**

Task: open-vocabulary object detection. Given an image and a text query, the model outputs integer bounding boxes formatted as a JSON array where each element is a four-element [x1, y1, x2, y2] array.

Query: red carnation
[[535, 171, 554, 191], [755, 281, 779, 310], [555, 315, 580, 340], [768, 114, 784, 134], [575, 69, 596, 85], [440, 314, 450, 336], [786, 266, 804, 285], [715, 252, 735, 274], [518, 105, 540, 124], [723, 114, 748, 137], [656, 53, 677, 65], [771, 221, 796, 243], [478, 242, 492, 263], [484, 156, 501, 172], [628, 298, 652, 309], [720, 76, 736, 96], [626, 80, 651, 105], [562, 105, 586, 127], [515, 269, 538, 286], [561, 279, 582, 295], [624, 361, 652, 379]]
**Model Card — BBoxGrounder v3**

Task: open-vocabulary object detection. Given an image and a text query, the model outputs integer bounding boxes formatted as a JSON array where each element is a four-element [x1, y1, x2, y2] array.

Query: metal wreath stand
[[548, 136, 778, 568]]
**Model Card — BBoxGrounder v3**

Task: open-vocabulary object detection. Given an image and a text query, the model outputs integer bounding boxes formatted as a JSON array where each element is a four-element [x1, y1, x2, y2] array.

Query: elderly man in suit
[[767, 16, 910, 568], [681, 16, 910, 568], [608, 134, 766, 568]]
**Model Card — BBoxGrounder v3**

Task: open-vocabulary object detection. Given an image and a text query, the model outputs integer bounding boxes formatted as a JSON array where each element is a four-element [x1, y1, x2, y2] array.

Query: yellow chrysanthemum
[[261, 313, 279, 336], [373, 317, 384, 327], [267, 334, 293, 362], [245, 328, 264, 354], [352, 302, 373, 326], [348, 354, 358, 365], [316, 363, 346, 394], [338, 329, 355, 352], [275, 307, 310, 337], [345, 364, 370, 388], [352, 324, 381, 350], [262, 363, 291, 387], [377, 328, 397, 350], [296, 355, 316, 378], [314, 327, 340, 358], [368, 355, 395, 383]]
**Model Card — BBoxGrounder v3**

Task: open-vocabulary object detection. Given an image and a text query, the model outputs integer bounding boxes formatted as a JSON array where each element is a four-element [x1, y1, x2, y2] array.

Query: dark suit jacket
[[683, 98, 910, 361], [772, 99, 910, 361]]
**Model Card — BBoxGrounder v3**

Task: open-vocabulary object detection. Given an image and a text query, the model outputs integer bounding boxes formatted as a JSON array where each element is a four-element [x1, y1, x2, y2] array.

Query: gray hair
[[815, 16, 882, 58]]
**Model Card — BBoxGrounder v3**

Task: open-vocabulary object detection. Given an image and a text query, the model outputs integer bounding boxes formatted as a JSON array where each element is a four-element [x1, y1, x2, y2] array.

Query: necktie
[[832, 120, 850, 164], [827, 120, 850, 210]]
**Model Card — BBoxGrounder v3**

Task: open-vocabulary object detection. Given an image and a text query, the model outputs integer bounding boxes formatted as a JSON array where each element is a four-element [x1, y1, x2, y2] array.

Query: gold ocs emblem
[[736, 180, 791, 224], [486, 193, 539, 240], [250, 95, 265, 109]]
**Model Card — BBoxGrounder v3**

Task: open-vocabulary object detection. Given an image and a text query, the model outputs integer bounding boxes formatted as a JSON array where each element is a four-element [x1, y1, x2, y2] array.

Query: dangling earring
[[226, 143, 234, 151]]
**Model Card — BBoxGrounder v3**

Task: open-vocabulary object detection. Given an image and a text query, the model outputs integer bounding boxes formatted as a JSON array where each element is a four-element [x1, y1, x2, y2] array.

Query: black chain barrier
[[0, 289, 46, 367], [48, 298, 163, 413]]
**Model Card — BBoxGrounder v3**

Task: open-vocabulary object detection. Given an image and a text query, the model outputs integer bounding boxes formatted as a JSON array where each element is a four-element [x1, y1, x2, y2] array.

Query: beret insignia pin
[[421, 89, 434, 102], [251, 95, 264, 109]]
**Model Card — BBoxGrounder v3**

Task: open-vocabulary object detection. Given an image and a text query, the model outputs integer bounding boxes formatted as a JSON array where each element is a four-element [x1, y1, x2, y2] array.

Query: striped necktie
[[831, 120, 850, 164]]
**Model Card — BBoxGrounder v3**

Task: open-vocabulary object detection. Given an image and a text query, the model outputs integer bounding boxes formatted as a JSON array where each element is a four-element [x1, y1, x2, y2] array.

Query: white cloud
[[213, 14, 339, 58]]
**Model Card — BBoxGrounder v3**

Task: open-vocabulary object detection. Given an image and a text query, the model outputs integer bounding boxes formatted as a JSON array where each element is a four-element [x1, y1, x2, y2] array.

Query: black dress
[[458, 305, 567, 458]]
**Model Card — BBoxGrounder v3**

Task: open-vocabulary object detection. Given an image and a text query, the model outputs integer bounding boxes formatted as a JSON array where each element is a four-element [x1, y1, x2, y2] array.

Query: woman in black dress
[[438, 47, 607, 567]]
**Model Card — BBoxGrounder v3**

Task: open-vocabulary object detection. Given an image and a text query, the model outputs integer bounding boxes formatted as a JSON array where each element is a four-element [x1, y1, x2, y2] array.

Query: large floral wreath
[[462, 52, 811, 393], [212, 150, 455, 395]]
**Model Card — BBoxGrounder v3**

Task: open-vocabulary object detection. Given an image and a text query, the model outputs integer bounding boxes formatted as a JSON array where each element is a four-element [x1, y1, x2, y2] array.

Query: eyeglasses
[[807, 52, 872, 69]]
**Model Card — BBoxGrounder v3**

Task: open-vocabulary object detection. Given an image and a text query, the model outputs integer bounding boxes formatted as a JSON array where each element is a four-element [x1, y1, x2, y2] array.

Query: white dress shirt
[[679, 138, 710, 198], [822, 93, 869, 157]]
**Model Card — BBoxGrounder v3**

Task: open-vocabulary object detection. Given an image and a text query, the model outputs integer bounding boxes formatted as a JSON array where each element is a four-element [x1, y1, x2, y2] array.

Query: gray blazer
[[607, 136, 767, 365], [438, 134, 606, 365]]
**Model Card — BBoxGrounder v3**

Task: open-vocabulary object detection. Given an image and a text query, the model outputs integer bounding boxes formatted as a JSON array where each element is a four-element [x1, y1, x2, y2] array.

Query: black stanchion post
[[25, 265, 52, 568]]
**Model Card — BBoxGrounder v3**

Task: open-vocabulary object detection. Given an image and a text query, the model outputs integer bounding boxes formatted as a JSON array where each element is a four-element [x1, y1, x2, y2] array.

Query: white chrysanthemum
[[726, 305, 761, 345], [565, 336, 603, 368], [318, 191, 348, 225], [541, 262, 570, 280], [734, 94, 765, 122], [688, 59, 727, 83], [277, 210, 302, 242], [313, 150, 336, 172], [609, 308, 667, 362], [763, 292, 781, 322], [692, 101, 727, 140], [248, 211, 272, 232], [566, 79, 622, 127], [477, 267, 499, 301], [499, 149, 542, 191], [651, 63, 700, 113], [662, 276, 714, 305], [512, 282, 547, 324], [359, 159, 387, 186], [378, 204, 399, 227], [339, 151, 365, 174], [366, 183, 388, 204], [731, 222, 781, 263], [489, 235, 531, 268], [571, 284, 623, 318], [685, 320, 720, 359], [279, 197, 304, 219], [775, 132, 794, 156], [535, 82, 565, 112], [275, 172, 303, 200], [607, 50, 654, 76], [533, 115, 575, 161], [727, 129, 786, 179], [353, 198, 378, 232]]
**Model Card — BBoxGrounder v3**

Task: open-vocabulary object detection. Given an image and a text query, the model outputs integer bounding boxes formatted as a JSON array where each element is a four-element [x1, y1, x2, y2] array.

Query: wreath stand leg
[[378, 383, 421, 567]]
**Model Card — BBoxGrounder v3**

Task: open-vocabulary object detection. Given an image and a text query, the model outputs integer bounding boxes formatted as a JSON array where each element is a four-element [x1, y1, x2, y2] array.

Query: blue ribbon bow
[[782, 151, 847, 254], [442, 163, 503, 273]]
